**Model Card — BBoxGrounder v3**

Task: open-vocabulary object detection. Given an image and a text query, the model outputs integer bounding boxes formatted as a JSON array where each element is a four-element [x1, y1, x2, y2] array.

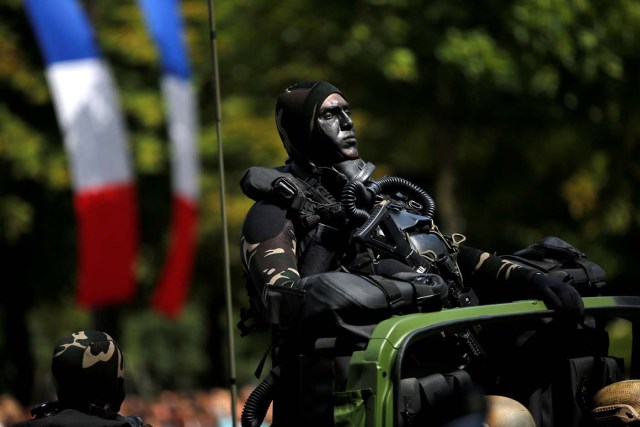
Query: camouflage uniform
[[241, 194, 349, 303], [241, 200, 304, 303]]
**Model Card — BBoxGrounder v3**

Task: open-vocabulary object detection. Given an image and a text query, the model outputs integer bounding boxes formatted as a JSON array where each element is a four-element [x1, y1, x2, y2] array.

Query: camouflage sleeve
[[458, 245, 537, 284], [457, 245, 538, 303], [241, 201, 302, 304]]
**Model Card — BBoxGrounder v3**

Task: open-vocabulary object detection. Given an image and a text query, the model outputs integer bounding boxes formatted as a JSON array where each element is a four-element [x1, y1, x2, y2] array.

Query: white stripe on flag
[[26, 0, 139, 308], [138, 0, 199, 317], [47, 59, 132, 191], [162, 75, 199, 202]]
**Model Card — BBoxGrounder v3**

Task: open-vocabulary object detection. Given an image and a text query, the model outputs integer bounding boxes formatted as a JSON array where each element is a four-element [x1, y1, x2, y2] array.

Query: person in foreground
[[238, 80, 585, 426], [14, 330, 151, 427]]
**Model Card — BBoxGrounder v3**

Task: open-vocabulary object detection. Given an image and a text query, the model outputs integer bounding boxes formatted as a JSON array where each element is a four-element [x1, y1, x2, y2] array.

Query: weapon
[[342, 177, 485, 365]]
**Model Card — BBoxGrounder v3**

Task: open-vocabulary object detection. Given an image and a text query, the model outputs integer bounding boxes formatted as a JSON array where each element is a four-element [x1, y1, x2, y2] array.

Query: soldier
[[240, 80, 583, 328], [238, 80, 584, 426], [14, 330, 150, 427]]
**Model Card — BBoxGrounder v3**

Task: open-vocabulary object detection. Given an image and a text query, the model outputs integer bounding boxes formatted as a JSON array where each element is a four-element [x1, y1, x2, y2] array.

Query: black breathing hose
[[374, 176, 435, 218], [341, 180, 371, 223], [342, 176, 436, 222], [241, 368, 280, 427]]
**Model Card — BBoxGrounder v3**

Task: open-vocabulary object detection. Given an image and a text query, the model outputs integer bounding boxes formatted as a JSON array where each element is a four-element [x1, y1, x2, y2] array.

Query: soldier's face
[[316, 93, 359, 160]]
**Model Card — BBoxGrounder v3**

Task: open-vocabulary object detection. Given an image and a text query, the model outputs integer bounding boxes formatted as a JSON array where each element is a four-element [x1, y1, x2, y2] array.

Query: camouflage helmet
[[52, 330, 125, 412], [592, 380, 640, 426]]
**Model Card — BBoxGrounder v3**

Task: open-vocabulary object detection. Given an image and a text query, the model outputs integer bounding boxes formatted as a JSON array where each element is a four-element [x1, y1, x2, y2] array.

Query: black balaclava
[[275, 81, 374, 183], [52, 330, 125, 412]]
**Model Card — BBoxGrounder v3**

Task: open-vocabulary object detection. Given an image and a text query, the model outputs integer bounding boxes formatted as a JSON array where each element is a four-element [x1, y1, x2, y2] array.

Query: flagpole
[[206, 1, 238, 425]]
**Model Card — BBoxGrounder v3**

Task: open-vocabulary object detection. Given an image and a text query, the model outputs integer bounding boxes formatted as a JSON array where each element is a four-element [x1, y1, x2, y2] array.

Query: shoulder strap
[[357, 274, 405, 313]]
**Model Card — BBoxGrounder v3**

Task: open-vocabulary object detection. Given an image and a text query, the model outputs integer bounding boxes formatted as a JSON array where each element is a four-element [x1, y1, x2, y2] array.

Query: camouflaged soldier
[[15, 330, 150, 427], [238, 81, 585, 427], [239, 81, 584, 333]]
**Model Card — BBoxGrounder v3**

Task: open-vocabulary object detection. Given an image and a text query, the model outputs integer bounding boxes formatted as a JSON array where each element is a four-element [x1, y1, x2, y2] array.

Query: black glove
[[529, 272, 584, 320]]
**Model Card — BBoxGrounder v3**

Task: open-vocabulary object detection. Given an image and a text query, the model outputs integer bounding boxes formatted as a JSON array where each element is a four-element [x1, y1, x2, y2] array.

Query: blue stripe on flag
[[25, 0, 99, 65], [138, 0, 192, 79]]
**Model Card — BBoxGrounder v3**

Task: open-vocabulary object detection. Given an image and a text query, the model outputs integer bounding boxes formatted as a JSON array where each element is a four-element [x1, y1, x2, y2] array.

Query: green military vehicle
[[242, 295, 639, 426], [334, 296, 640, 426]]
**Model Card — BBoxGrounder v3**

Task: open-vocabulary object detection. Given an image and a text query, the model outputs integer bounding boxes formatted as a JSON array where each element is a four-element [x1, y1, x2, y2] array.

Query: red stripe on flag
[[152, 195, 198, 318], [74, 183, 138, 308]]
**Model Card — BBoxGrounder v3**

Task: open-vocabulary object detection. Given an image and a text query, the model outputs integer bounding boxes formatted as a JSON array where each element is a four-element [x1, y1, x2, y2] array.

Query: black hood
[[275, 81, 347, 169]]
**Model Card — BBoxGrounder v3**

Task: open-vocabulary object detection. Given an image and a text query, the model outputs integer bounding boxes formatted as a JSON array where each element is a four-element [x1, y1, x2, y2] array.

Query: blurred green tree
[[1, 0, 638, 406]]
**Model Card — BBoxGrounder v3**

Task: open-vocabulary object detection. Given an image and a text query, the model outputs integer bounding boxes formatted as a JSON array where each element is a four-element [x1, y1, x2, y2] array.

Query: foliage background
[[1, 0, 639, 406]]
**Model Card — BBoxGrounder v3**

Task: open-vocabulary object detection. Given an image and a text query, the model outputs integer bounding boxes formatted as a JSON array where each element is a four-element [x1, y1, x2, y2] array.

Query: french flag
[[138, 0, 199, 318], [25, 0, 138, 308]]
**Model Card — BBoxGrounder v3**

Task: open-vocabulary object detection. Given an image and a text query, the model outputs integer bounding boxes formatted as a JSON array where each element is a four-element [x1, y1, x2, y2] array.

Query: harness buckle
[[272, 177, 299, 201]]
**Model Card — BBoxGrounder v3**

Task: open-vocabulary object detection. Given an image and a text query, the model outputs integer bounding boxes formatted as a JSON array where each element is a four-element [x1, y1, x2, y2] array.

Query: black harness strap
[[358, 274, 405, 313]]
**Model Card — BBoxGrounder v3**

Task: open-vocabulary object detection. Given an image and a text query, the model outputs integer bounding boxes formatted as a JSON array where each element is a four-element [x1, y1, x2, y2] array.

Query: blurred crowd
[[0, 385, 271, 427]]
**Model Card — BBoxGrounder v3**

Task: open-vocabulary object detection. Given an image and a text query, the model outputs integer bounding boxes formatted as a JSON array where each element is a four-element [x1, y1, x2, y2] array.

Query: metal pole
[[206, 1, 238, 425]]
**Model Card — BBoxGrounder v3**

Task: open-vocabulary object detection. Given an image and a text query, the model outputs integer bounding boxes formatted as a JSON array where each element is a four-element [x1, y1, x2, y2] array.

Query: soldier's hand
[[530, 273, 584, 320]]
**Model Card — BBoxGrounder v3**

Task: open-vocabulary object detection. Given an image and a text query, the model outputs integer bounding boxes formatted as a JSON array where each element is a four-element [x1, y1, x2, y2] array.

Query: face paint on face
[[316, 93, 359, 161]]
